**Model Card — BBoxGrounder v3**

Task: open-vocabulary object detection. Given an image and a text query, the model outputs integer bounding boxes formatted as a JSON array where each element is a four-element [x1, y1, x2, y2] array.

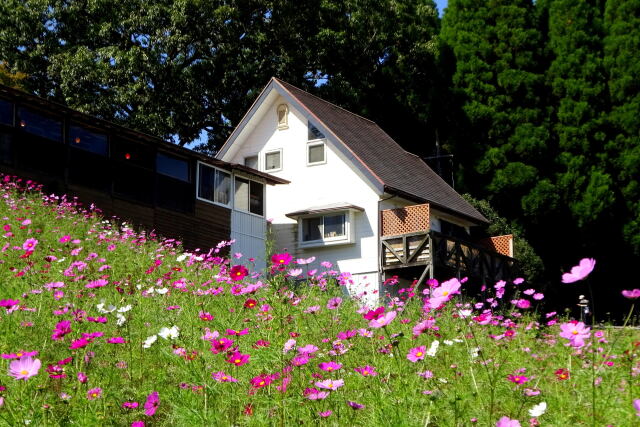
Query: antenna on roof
[[423, 130, 455, 189]]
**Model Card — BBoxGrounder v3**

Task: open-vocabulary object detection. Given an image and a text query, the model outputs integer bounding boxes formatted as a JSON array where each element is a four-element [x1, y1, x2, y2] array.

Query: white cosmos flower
[[529, 402, 547, 417], [156, 288, 169, 295], [176, 254, 189, 262], [96, 302, 116, 314], [143, 335, 157, 348], [458, 309, 473, 318], [443, 340, 454, 346], [158, 325, 180, 340], [118, 305, 132, 313], [116, 313, 127, 326], [469, 347, 480, 359], [426, 340, 440, 357]]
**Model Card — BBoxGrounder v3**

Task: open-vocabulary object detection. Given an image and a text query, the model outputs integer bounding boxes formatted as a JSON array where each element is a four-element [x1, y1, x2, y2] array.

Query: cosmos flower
[[559, 321, 591, 348], [315, 379, 344, 390], [369, 310, 397, 328], [212, 371, 238, 383], [347, 401, 365, 410], [226, 351, 250, 366], [496, 417, 520, 427], [318, 361, 342, 372], [327, 297, 342, 310], [407, 346, 426, 362], [622, 289, 640, 299], [87, 387, 102, 400], [229, 265, 248, 281], [561, 258, 596, 283], [354, 365, 378, 377], [271, 252, 293, 266], [22, 238, 38, 251], [528, 402, 547, 417], [8, 356, 41, 380], [158, 326, 180, 340], [144, 391, 159, 416]]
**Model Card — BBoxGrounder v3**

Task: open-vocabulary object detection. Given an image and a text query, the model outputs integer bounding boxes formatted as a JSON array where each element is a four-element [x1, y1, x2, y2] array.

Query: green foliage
[[463, 194, 544, 283], [0, 62, 26, 89]]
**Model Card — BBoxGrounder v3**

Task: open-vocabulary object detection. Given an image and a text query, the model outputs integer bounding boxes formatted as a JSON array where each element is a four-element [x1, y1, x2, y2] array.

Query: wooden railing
[[380, 204, 429, 237]]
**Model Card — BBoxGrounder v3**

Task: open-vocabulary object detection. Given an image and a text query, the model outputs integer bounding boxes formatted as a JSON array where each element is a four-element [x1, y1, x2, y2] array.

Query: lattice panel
[[381, 204, 429, 236], [480, 234, 513, 257]]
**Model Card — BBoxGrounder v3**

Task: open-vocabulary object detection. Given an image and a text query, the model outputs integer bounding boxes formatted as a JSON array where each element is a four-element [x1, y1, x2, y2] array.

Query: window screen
[[249, 181, 263, 215], [234, 177, 249, 211], [324, 214, 345, 238], [303, 217, 322, 241]]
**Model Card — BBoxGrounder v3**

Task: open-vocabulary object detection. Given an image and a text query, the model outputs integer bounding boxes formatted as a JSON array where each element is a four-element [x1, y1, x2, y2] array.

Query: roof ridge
[[272, 77, 377, 125]]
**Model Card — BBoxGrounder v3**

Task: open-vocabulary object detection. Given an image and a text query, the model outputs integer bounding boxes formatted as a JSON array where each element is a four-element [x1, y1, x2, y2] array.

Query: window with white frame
[[234, 176, 264, 216], [307, 141, 325, 165], [300, 212, 352, 246], [264, 149, 282, 172], [197, 162, 231, 206]]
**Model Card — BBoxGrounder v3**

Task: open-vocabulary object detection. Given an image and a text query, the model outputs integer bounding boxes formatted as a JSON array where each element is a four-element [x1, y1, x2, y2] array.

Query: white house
[[217, 78, 515, 303]]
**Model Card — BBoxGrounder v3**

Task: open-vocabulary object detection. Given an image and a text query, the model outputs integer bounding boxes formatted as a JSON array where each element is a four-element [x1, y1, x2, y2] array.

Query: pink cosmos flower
[[363, 306, 385, 320], [516, 299, 531, 309], [413, 318, 437, 336], [507, 374, 529, 385], [229, 265, 248, 281], [427, 278, 461, 309], [226, 351, 250, 366], [327, 297, 342, 310], [291, 355, 310, 366], [319, 410, 332, 417], [107, 337, 126, 344], [131, 421, 145, 427], [87, 387, 102, 400], [225, 328, 249, 336], [407, 346, 427, 363], [22, 238, 38, 251], [354, 365, 378, 377], [562, 258, 596, 283], [496, 417, 521, 427], [369, 310, 397, 328], [2, 350, 38, 359], [622, 289, 640, 299], [77, 372, 88, 383], [297, 344, 319, 355], [86, 279, 108, 288], [144, 391, 159, 416], [250, 374, 274, 388], [315, 379, 344, 390], [559, 321, 591, 348], [210, 337, 234, 354], [318, 361, 342, 372], [0, 299, 20, 308], [305, 388, 329, 400], [347, 401, 365, 410], [8, 356, 41, 380], [123, 401, 139, 409], [212, 371, 238, 382], [59, 235, 71, 243], [633, 399, 640, 417]]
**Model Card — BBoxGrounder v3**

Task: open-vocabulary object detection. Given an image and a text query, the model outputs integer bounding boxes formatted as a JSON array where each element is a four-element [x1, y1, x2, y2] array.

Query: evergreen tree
[[603, 0, 640, 253], [440, 0, 549, 219]]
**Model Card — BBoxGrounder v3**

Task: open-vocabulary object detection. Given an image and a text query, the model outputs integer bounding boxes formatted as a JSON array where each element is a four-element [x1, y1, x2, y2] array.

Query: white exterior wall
[[221, 95, 382, 303]]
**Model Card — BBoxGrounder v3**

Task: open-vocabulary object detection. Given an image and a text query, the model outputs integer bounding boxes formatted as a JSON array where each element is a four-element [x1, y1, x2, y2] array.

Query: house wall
[[221, 95, 382, 304]]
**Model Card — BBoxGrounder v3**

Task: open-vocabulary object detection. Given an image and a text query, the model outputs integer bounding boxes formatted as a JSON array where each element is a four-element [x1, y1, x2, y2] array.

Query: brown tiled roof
[[274, 78, 488, 224]]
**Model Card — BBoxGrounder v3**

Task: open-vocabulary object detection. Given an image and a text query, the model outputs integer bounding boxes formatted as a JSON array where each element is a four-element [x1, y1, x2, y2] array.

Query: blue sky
[[435, 0, 448, 15]]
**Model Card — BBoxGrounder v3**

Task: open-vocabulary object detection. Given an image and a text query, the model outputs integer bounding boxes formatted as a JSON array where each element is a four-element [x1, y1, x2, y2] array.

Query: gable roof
[[272, 79, 488, 224]]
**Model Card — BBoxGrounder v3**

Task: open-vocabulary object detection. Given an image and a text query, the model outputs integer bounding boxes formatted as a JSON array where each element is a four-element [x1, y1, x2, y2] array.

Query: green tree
[[440, 0, 549, 219], [603, 0, 640, 253]]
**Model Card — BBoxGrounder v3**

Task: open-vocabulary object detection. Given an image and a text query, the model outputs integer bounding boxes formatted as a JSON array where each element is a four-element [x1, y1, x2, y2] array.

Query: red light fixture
[[125, 153, 131, 160], [19, 120, 26, 127], [74, 137, 81, 144]]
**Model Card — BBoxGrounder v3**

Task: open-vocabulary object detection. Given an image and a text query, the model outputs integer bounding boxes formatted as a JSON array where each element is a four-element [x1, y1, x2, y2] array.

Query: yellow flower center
[[442, 291, 449, 296], [16, 352, 23, 357], [327, 367, 333, 370], [222, 376, 228, 380], [363, 371, 369, 375], [416, 352, 423, 357], [20, 369, 28, 375], [234, 359, 241, 363], [572, 330, 578, 335], [328, 383, 333, 388], [259, 381, 264, 386]]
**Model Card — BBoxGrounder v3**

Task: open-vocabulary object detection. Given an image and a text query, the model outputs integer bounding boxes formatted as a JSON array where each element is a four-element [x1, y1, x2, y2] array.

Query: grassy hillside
[[0, 174, 638, 426]]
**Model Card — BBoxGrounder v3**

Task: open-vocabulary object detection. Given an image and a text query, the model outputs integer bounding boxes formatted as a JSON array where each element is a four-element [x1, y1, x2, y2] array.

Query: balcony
[[380, 204, 516, 285]]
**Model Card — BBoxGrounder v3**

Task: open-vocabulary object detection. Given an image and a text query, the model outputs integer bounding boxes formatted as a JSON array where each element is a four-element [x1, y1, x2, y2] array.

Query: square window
[[244, 155, 258, 169], [323, 214, 345, 238], [308, 122, 325, 140], [197, 163, 231, 206], [157, 153, 190, 182], [234, 177, 249, 211], [307, 143, 325, 165], [18, 107, 62, 142], [265, 150, 281, 171], [300, 212, 351, 246], [303, 217, 322, 241], [69, 124, 108, 156]]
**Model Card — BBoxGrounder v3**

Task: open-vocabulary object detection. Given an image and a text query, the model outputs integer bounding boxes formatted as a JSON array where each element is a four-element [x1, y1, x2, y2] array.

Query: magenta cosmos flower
[[226, 351, 250, 366], [327, 297, 342, 310], [8, 356, 41, 380], [561, 258, 596, 283], [634, 399, 640, 417], [271, 252, 293, 266], [144, 391, 159, 416], [354, 365, 378, 377], [229, 265, 248, 281], [318, 361, 342, 372], [22, 238, 38, 251], [87, 387, 102, 400], [427, 278, 461, 309], [369, 310, 397, 328], [407, 346, 427, 363]]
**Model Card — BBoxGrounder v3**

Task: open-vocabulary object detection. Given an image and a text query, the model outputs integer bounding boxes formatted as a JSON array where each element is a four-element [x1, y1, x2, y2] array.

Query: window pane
[[303, 217, 322, 241], [215, 170, 231, 205], [18, 107, 62, 142], [0, 133, 12, 165], [249, 181, 263, 215], [112, 139, 155, 169], [157, 153, 189, 181], [234, 177, 249, 211], [265, 151, 281, 170], [244, 155, 258, 169], [69, 124, 108, 156], [324, 214, 345, 238], [308, 144, 325, 164], [308, 122, 325, 140], [198, 164, 215, 202], [0, 99, 13, 126]]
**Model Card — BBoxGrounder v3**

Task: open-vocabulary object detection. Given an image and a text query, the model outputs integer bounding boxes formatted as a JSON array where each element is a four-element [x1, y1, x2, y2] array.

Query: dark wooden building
[[0, 84, 287, 263]]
